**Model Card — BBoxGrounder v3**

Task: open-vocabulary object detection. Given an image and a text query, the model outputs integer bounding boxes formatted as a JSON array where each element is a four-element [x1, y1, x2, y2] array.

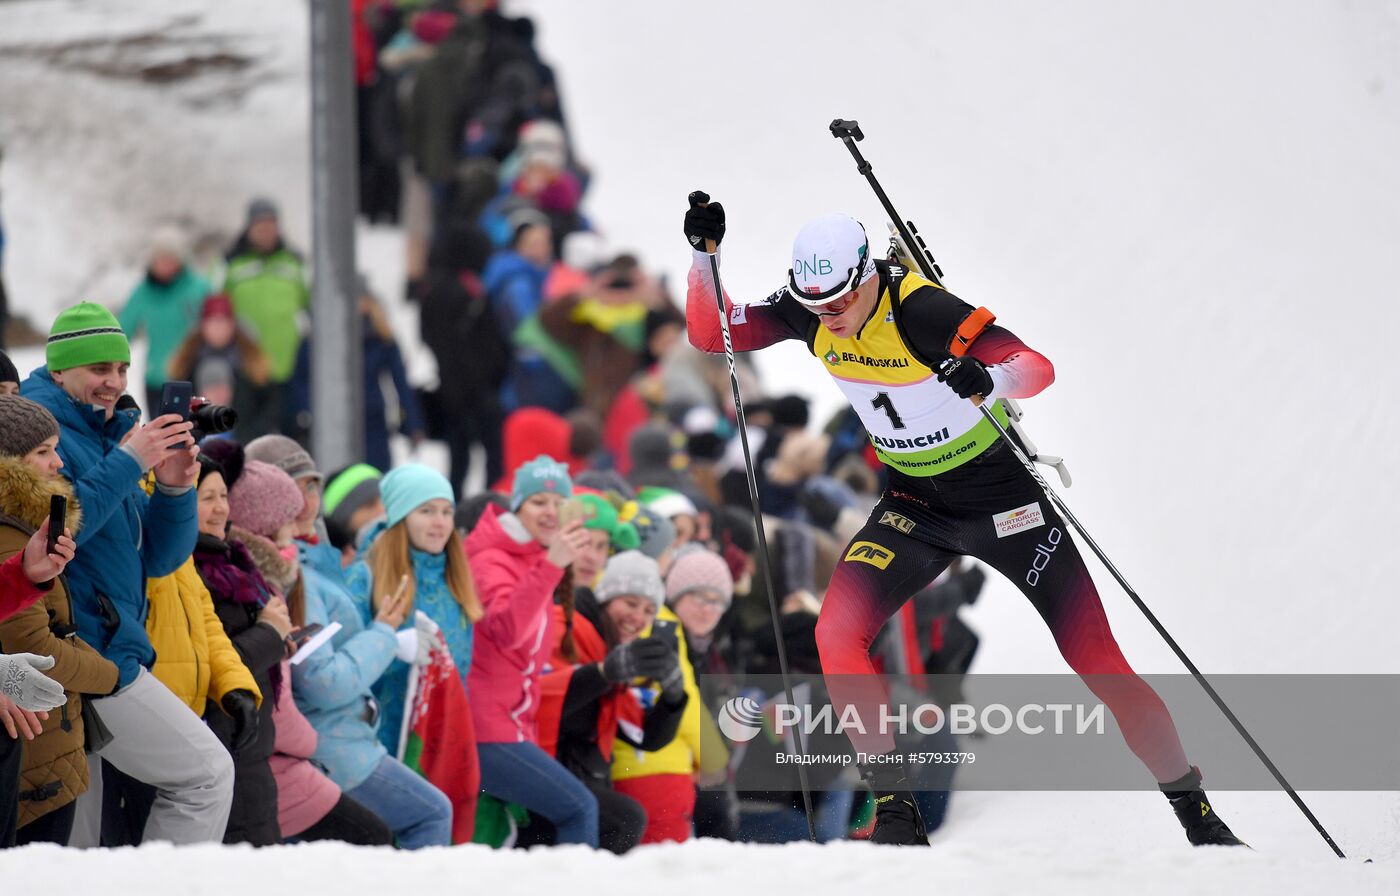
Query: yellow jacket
[[145, 557, 261, 714], [612, 606, 728, 780]]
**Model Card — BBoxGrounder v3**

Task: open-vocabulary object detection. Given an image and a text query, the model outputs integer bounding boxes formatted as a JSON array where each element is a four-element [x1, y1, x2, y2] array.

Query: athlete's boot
[[1161, 766, 1247, 847], [860, 757, 930, 846]]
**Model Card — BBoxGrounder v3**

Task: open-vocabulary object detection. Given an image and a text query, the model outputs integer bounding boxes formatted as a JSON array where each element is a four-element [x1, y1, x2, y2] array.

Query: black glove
[[221, 689, 259, 756], [937, 356, 993, 400], [602, 637, 677, 683], [657, 663, 686, 704], [684, 190, 726, 251]]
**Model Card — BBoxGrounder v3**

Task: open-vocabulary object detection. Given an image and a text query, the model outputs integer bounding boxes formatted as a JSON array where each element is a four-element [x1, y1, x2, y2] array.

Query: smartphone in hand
[[557, 497, 588, 528], [158, 381, 194, 450], [47, 494, 66, 555], [288, 623, 325, 646], [650, 618, 679, 649]]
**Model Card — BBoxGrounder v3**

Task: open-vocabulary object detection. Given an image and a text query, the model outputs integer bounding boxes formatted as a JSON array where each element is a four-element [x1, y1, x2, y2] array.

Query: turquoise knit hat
[[47, 302, 130, 371], [380, 464, 455, 529], [509, 454, 573, 511]]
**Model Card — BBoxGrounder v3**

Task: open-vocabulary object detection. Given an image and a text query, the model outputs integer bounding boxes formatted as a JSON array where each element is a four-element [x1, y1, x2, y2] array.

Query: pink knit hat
[[665, 546, 734, 608], [227, 460, 303, 538]]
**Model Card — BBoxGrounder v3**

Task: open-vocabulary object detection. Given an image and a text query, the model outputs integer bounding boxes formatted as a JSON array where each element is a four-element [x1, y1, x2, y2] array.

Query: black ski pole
[[828, 119, 1348, 859], [695, 200, 819, 843]]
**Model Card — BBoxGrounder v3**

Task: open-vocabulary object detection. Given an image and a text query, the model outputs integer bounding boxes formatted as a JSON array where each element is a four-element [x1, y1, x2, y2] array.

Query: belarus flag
[[399, 629, 479, 844]]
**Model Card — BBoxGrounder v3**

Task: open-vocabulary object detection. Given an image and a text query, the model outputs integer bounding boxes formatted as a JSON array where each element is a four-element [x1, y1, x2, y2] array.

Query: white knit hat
[[595, 550, 666, 610]]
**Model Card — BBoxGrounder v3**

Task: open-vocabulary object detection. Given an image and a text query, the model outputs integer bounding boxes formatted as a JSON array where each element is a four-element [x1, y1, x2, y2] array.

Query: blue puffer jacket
[[344, 547, 476, 755], [289, 540, 398, 790], [21, 367, 197, 688]]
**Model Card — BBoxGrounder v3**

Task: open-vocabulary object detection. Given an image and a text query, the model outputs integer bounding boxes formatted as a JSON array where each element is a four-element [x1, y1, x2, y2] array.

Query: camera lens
[[191, 403, 239, 434]]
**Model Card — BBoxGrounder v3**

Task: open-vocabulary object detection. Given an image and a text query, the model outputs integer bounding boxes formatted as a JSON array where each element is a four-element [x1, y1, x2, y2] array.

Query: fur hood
[[0, 455, 82, 535], [229, 523, 299, 592]]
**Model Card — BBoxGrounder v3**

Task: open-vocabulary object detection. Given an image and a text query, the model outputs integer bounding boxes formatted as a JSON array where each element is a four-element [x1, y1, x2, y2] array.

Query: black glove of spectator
[[602, 637, 677, 684], [657, 661, 686, 704], [684, 191, 726, 251], [221, 689, 259, 756], [937, 356, 993, 400]]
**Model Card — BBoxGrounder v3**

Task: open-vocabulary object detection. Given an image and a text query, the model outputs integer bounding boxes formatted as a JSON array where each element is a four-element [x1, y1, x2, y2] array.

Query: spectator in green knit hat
[[42, 302, 135, 422], [569, 491, 621, 591]]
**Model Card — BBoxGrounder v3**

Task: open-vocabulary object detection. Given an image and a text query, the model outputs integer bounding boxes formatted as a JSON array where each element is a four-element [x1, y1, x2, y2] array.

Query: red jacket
[[536, 608, 642, 764], [465, 505, 565, 744], [0, 553, 45, 622]]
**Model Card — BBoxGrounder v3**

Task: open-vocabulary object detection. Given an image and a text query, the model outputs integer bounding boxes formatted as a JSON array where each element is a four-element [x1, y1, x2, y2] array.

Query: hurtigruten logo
[[993, 502, 1045, 538]]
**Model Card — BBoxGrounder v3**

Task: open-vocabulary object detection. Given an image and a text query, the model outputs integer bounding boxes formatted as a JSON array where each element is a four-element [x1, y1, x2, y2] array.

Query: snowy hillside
[[1, 0, 1398, 888]]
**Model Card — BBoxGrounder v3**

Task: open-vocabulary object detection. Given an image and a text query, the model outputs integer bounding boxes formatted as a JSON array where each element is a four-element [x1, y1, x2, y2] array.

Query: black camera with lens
[[190, 397, 238, 440]]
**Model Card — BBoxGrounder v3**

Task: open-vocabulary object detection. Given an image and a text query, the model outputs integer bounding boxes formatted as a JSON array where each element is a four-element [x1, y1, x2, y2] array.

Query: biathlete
[[681, 191, 1243, 848]]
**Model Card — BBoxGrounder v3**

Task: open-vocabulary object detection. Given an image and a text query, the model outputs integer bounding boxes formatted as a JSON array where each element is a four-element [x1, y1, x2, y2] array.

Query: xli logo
[[845, 541, 895, 570], [878, 512, 915, 535], [716, 696, 764, 742]]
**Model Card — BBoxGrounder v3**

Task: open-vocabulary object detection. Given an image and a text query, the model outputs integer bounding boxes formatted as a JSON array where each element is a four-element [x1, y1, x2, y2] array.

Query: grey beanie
[[0, 394, 60, 458], [246, 197, 279, 224], [245, 434, 321, 482], [594, 550, 666, 610]]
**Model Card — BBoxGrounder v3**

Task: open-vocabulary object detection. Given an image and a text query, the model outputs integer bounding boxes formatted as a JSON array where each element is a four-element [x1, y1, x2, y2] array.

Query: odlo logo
[[1025, 527, 1063, 587], [717, 696, 764, 742]]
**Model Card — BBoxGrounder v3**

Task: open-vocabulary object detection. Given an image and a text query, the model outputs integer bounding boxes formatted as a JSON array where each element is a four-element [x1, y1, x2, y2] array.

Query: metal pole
[[309, 0, 363, 470], [695, 198, 818, 841]]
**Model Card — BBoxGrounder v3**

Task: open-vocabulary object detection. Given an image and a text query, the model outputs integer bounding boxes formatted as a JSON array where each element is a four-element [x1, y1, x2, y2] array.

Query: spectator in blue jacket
[[344, 464, 482, 756], [484, 218, 576, 413], [21, 302, 234, 846], [290, 509, 452, 849]]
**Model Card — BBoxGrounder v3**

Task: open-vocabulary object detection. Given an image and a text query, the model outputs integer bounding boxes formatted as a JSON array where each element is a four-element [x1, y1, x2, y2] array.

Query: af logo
[[878, 512, 915, 535], [824, 348, 841, 366], [844, 541, 895, 570]]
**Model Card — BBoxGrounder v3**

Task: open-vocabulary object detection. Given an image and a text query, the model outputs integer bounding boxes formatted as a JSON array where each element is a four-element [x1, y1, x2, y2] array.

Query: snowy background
[[1, 0, 1398, 890]]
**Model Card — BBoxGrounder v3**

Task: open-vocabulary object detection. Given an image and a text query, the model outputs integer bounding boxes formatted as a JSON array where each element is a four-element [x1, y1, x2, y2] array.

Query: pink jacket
[[268, 661, 341, 838], [465, 506, 565, 744]]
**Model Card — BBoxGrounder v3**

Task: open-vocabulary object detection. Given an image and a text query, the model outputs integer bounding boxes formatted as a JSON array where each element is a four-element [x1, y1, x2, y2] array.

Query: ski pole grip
[[971, 395, 984, 408], [697, 199, 718, 255]]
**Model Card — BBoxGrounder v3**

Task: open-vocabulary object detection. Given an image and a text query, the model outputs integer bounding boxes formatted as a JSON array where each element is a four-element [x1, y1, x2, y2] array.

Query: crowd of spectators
[[0, 0, 987, 851]]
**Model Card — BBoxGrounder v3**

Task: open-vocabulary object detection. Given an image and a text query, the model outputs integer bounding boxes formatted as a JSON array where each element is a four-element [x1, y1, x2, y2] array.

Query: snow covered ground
[[1, 0, 1398, 890], [6, 835, 1399, 896]]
